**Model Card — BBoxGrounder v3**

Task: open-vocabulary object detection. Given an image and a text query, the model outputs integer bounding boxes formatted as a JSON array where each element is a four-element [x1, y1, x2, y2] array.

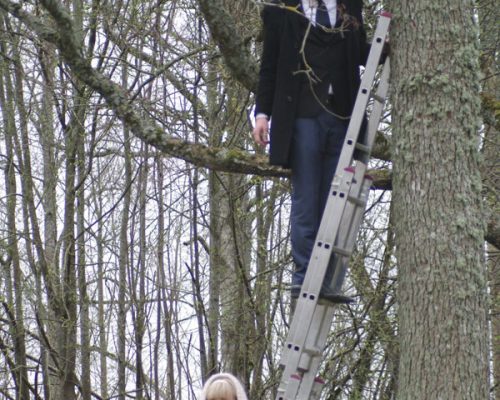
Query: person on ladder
[[252, 0, 372, 303]]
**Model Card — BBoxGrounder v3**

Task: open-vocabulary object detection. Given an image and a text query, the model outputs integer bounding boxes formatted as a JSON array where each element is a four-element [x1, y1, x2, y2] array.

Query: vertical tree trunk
[[56, 88, 81, 400], [204, 47, 255, 383], [249, 181, 276, 399], [118, 62, 132, 400], [154, 157, 176, 400], [210, 172, 253, 376], [191, 21, 209, 380], [0, 30, 30, 400], [477, 0, 499, 395], [388, 0, 489, 398], [93, 174, 109, 399], [71, 0, 91, 397], [76, 96, 91, 400], [134, 144, 149, 400], [37, 33, 58, 400]]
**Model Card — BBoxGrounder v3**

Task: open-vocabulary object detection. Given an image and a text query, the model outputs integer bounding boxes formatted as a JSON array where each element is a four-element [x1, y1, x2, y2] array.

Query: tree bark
[[388, 0, 489, 398], [0, 25, 30, 399], [117, 66, 132, 400], [477, 0, 499, 396], [92, 173, 109, 399]]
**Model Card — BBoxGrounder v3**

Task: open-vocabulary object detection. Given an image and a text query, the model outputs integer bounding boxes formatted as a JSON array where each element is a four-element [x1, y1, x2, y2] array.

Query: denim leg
[[318, 112, 349, 213], [290, 118, 322, 287], [290, 112, 348, 288], [319, 113, 349, 290]]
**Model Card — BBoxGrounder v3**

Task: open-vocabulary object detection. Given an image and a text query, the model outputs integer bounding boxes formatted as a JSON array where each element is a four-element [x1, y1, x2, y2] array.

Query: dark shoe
[[319, 288, 355, 304], [290, 285, 354, 304]]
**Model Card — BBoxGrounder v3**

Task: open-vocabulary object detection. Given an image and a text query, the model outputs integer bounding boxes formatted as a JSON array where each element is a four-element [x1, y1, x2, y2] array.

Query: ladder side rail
[[296, 176, 365, 372], [282, 172, 367, 378], [300, 166, 365, 305], [296, 168, 353, 299], [329, 170, 372, 290], [296, 176, 374, 398], [277, 374, 302, 400], [299, 305, 333, 370], [278, 302, 329, 369], [292, 182, 378, 400], [301, 167, 364, 295], [332, 168, 365, 252], [325, 165, 368, 289], [278, 171, 356, 379], [283, 170, 370, 396], [334, 14, 391, 175]]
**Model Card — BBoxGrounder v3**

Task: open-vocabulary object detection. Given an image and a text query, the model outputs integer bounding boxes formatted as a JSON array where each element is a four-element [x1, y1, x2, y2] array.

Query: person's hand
[[253, 117, 270, 146]]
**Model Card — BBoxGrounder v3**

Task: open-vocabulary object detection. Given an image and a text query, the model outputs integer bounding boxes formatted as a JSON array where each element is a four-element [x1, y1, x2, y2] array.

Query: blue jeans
[[290, 111, 349, 288]]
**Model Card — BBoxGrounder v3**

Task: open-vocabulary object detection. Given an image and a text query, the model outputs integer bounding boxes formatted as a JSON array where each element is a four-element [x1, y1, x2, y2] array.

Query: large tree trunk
[[117, 55, 132, 400], [388, 0, 489, 398], [0, 29, 30, 399], [206, 41, 255, 384], [93, 175, 109, 399], [72, 1, 92, 398], [117, 132, 132, 400], [477, 0, 499, 396], [35, 33, 58, 400]]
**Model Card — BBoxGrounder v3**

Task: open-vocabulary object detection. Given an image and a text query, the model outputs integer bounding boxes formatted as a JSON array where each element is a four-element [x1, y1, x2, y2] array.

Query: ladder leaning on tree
[[275, 11, 392, 400]]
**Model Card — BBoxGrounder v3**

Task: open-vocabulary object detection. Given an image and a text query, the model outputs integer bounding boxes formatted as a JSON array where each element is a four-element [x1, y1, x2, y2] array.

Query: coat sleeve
[[254, 5, 284, 117]]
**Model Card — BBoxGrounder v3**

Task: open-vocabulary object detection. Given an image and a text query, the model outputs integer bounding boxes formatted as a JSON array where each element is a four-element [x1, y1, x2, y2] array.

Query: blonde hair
[[205, 377, 237, 400]]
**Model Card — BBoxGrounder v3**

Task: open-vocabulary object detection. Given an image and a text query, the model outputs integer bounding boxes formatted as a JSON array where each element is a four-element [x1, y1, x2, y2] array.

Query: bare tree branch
[[196, 0, 259, 92]]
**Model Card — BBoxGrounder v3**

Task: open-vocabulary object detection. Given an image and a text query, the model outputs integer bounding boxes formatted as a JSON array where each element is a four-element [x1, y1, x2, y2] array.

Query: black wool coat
[[254, 0, 370, 167]]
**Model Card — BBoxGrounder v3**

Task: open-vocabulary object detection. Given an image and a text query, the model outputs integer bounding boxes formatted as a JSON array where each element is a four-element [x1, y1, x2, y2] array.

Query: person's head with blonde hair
[[200, 373, 248, 400]]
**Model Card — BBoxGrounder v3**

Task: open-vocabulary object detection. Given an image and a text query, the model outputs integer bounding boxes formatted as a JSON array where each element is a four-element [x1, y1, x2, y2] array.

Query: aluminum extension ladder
[[276, 12, 392, 400]]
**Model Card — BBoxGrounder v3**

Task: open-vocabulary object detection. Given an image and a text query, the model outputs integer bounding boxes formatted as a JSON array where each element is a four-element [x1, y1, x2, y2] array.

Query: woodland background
[[0, 0, 498, 399]]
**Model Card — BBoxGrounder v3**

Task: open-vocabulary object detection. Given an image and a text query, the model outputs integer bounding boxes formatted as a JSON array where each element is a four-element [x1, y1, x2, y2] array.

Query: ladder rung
[[372, 93, 385, 103], [347, 195, 367, 207], [332, 246, 352, 257], [354, 142, 370, 154], [303, 346, 322, 357]]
